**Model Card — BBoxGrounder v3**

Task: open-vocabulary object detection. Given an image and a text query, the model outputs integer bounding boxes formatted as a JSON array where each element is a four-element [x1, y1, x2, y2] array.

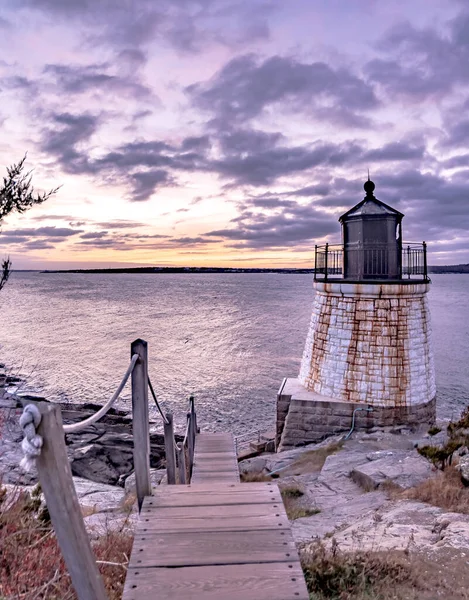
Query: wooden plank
[[130, 530, 298, 567], [146, 491, 283, 508], [194, 454, 237, 461], [122, 561, 309, 600], [191, 475, 239, 484], [137, 512, 291, 533], [146, 482, 281, 496], [31, 402, 108, 600], [141, 502, 286, 520], [131, 339, 151, 510], [192, 463, 238, 471]]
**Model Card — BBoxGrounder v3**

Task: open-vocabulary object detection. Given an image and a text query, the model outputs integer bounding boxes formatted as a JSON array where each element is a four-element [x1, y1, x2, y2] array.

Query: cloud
[[187, 54, 379, 127], [1, 226, 83, 238], [129, 170, 173, 201], [43, 63, 153, 99], [366, 10, 469, 102], [211, 139, 363, 186], [24, 240, 55, 250], [95, 220, 146, 229], [41, 112, 100, 173], [22, 0, 275, 54], [206, 199, 337, 249], [80, 231, 108, 239]]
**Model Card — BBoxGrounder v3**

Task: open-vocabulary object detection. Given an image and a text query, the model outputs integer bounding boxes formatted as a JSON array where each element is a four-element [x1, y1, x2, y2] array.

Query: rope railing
[[15, 338, 200, 600], [63, 353, 139, 434], [148, 375, 169, 425], [19, 353, 140, 468]]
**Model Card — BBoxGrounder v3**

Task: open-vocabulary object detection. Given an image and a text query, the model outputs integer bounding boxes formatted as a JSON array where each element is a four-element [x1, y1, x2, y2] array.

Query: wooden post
[[131, 339, 151, 510], [177, 445, 186, 484], [187, 411, 195, 476], [33, 402, 108, 600], [164, 413, 177, 485]]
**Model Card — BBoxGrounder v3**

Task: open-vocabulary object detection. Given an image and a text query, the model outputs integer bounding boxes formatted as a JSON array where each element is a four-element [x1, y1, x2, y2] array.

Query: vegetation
[[239, 471, 272, 482], [427, 426, 441, 436], [300, 540, 423, 600], [279, 442, 343, 477], [0, 155, 59, 290], [418, 407, 469, 469], [280, 484, 304, 499], [0, 482, 132, 599], [403, 465, 469, 514]]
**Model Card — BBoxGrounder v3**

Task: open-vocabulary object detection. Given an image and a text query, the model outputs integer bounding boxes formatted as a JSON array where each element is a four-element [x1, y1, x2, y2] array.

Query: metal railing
[[314, 241, 428, 282]]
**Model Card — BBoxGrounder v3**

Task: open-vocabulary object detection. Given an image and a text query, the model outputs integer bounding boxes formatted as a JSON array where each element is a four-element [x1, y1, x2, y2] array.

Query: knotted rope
[[19, 404, 43, 472]]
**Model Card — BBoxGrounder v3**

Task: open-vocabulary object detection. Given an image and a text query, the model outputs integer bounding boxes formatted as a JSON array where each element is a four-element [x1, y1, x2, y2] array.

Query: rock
[[70, 444, 134, 485], [73, 477, 126, 512], [351, 450, 435, 490], [415, 430, 449, 450], [238, 456, 268, 475], [326, 500, 469, 554], [84, 511, 137, 540], [292, 490, 387, 542], [458, 455, 469, 486], [0, 394, 172, 486], [124, 469, 166, 495], [328, 500, 442, 552]]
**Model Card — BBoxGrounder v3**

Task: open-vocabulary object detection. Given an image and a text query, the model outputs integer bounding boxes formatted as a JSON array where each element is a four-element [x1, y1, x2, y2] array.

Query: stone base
[[277, 378, 436, 451]]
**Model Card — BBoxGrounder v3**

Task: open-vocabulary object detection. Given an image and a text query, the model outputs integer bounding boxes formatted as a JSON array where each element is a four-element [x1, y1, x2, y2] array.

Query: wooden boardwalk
[[122, 433, 309, 600]]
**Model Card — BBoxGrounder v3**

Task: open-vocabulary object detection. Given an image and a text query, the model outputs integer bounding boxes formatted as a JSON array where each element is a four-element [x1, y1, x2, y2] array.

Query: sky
[[0, 0, 468, 269]]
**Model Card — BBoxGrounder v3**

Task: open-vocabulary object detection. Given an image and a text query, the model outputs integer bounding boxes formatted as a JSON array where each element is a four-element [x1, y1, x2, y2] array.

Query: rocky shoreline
[[0, 384, 173, 536], [0, 391, 176, 487]]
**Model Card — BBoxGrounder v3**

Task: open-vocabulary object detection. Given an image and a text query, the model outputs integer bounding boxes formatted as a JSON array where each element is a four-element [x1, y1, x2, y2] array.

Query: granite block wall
[[298, 282, 436, 408]]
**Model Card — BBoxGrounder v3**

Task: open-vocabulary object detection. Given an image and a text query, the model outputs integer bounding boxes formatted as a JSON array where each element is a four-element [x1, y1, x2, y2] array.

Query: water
[[1, 272, 468, 435]]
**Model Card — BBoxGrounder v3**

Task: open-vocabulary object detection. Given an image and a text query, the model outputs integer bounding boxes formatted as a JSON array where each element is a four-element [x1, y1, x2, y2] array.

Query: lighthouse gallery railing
[[314, 242, 428, 282]]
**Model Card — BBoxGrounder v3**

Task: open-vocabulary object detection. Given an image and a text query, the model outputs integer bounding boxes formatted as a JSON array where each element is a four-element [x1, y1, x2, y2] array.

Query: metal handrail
[[314, 241, 428, 281]]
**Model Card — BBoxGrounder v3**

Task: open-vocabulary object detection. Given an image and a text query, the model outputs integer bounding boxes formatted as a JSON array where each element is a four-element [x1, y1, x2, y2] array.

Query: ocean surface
[[1, 272, 468, 436]]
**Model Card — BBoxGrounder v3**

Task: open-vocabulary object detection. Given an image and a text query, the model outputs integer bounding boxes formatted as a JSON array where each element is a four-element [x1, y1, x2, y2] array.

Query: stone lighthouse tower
[[276, 179, 436, 451]]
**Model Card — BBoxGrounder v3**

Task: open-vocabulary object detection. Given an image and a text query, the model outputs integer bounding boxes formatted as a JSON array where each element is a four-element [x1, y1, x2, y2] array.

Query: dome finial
[[364, 170, 375, 197]]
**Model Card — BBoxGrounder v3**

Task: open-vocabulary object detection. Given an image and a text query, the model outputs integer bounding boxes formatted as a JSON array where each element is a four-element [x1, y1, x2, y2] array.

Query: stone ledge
[[277, 378, 436, 451]]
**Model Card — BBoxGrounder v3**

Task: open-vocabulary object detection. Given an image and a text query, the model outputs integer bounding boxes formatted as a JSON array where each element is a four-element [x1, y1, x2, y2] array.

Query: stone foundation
[[277, 378, 436, 451], [299, 281, 436, 407]]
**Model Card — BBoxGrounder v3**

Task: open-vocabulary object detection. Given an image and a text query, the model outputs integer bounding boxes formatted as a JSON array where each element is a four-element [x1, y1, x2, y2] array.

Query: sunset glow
[[0, 0, 468, 268]]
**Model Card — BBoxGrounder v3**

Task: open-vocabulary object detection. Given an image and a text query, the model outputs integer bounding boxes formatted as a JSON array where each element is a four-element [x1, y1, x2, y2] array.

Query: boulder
[[84, 511, 137, 540], [73, 477, 126, 512], [1, 394, 172, 486], [458, 455, 469, 486], [351, 450, 434, 490], [124, 469, 166, 495]]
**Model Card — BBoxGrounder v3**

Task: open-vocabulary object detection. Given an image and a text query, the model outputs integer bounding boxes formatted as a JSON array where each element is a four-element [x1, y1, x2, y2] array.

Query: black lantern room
[[339, 179, 403, 280]]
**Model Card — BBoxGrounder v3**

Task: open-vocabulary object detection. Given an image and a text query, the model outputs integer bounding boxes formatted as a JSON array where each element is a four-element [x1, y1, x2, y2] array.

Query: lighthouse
[[276, 179, 436, 451]]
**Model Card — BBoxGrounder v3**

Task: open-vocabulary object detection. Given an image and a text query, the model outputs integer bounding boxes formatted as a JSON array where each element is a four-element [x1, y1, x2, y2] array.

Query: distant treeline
[[41, 267, 316, 274], [428, 264, 469, 274], [40, 264, 469, 275]]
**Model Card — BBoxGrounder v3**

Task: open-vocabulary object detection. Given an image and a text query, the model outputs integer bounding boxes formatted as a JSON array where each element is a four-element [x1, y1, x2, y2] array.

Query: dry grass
[[0, 482, 133, 599], [279, 442, 343, 476], [287, 507, 321, 520], [300, 540, 423, 600], [239, 472, 272, 482], [280, 484, 304, 499], [279, 484, 321, 520], [403, 465, 469, 514]]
